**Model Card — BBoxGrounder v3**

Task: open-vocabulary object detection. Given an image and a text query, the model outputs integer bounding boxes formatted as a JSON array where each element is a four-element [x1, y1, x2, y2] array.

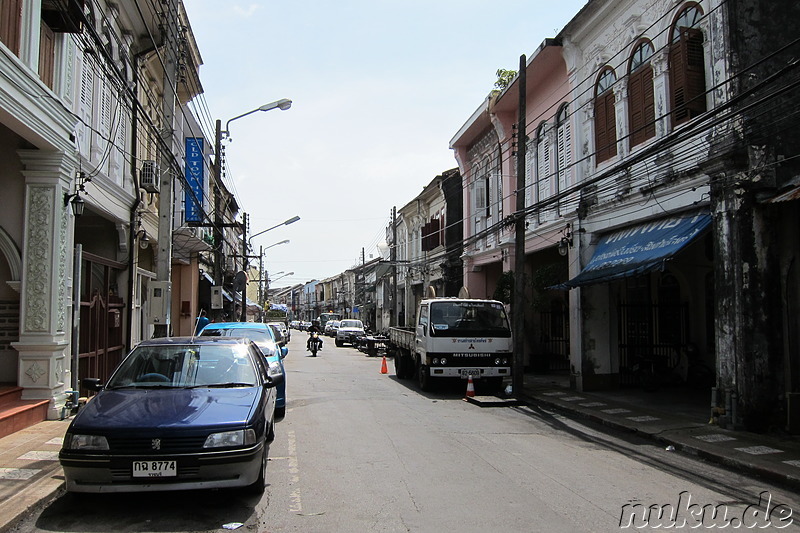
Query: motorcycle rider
[[307, 319, 323, 354]]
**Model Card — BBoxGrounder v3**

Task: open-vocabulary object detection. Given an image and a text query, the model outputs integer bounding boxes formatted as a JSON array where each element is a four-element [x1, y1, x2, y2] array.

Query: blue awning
[[560, 212, 711, 289]]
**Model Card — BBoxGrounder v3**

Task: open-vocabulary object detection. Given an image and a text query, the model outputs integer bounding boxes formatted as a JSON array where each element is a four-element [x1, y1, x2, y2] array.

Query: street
[[11, 332, 800, 533]]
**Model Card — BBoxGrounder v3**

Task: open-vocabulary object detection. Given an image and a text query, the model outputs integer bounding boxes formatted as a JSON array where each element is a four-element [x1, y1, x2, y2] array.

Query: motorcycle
[[308, 332, 322, 356]]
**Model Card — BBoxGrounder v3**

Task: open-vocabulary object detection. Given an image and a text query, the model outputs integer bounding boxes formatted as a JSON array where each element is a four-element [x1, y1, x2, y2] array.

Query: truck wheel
[[417, 363, 432, 391], [394, 354, 404, 378], [335, 339, 343, 347], [396, 354, 411, 379]]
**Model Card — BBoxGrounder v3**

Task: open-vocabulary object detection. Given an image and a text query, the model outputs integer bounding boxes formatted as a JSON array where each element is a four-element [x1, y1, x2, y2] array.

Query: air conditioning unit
[[140, 160, 159, 193]]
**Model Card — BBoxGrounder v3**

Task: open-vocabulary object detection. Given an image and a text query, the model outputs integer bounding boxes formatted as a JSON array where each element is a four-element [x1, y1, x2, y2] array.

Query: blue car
[[199, 322, 287, 418], [59, 336, 283, 493]]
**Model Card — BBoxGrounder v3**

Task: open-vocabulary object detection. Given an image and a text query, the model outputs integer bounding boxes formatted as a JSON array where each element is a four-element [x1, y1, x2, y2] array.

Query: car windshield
[[428, 301, 512, 338], [340, 320, 363, 329], [200, 328, 273, 343], [199, 328, 276, 356], [105, 344, 258, 388]]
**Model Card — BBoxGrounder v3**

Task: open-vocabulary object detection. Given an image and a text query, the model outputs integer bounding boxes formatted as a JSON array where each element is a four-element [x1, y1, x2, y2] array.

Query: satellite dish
[[233, 271, 248, 292], [458, 286, 471, 299]]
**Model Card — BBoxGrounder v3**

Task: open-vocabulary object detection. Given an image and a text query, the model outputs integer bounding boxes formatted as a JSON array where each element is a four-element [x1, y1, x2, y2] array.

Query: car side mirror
[[280, 346, 288, 359], [82, 377, 103, 392], [267, 372, 285, 387]]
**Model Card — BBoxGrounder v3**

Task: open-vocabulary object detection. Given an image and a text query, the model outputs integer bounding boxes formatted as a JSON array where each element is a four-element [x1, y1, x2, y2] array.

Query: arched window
[[536, 122, 551, 217], [555, 104, 572, 211], [628, 41, 655, 146], [670, 3, 706, 126], [594, 68, 617, 163]]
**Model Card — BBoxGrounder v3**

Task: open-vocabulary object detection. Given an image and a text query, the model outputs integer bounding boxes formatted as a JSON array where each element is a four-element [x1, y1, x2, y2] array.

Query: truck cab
[[390, 297, 513, 392]]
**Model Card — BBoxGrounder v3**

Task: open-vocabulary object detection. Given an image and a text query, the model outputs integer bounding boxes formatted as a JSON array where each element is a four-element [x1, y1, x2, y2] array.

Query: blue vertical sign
[[185, 137, 204, 224]]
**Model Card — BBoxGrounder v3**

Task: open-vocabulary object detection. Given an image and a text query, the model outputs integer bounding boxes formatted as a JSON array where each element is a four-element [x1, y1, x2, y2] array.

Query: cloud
[[232, 3, 260, 18]]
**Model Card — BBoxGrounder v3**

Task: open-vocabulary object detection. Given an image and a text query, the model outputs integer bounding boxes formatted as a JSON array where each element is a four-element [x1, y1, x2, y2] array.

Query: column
[[12, 149, 78, 419]]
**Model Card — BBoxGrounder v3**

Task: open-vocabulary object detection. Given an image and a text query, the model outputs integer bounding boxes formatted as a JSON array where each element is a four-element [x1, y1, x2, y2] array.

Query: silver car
[[335, 319, 365, 347]]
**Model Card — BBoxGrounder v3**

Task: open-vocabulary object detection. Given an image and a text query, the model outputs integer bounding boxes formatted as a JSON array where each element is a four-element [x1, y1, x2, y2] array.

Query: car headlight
[[203, 429, 256, 448], [64, 433, 109, 450], [268, 361, 284, 378]]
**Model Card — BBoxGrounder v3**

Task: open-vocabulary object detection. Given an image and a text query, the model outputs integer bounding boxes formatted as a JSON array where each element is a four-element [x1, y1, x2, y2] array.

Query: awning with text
[[560, 211, 712, 289]]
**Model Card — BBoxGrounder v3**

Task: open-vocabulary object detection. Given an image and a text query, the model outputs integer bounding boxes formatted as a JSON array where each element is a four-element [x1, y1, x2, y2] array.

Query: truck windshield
[[428, 301, 511, 338]]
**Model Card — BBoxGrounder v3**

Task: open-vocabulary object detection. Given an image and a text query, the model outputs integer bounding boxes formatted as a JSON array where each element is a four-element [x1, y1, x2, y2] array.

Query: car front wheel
[[246, 446, 267, 494]]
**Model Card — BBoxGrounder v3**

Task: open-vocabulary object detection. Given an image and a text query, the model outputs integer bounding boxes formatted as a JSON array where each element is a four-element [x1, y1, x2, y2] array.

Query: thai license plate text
[[132, 460, 176, 478]]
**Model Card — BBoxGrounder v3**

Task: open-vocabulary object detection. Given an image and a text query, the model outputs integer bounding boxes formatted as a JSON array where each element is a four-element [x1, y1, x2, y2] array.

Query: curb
[[521, 392, 800, 492]]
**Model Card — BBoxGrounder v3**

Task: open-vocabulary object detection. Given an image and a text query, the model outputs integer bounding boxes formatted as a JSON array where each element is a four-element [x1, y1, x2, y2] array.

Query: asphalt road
[[10, 332, 800, 532]]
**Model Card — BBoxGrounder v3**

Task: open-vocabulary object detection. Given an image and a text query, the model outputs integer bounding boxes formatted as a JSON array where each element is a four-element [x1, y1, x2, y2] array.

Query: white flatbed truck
[[387, 297, 513, 393]]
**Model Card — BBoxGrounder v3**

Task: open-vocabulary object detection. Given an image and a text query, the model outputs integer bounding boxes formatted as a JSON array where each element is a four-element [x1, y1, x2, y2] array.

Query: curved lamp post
[[223, 99, 292, 141]]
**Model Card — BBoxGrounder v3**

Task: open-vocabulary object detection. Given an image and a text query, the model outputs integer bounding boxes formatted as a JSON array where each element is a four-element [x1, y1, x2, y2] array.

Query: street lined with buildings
[[3, 337, 800, 531]]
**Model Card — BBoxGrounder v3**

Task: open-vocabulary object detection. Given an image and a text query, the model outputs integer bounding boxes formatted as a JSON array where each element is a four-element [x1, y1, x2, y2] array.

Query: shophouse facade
[[0, 0, 230, 437]]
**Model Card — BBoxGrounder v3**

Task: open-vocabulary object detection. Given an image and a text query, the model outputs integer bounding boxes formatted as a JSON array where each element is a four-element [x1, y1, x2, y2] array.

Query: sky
[[182, 0, 587, 289]]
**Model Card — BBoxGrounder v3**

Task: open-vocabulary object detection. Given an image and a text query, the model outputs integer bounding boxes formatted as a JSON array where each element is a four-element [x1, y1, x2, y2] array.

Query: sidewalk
[[519, 373, 800, 491], [1, 376, 799, 531], [0, 417, 70, 532]]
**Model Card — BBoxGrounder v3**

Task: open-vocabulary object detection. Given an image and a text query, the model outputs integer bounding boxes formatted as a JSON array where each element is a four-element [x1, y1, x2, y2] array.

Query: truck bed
[[388, 326, 415, 350]]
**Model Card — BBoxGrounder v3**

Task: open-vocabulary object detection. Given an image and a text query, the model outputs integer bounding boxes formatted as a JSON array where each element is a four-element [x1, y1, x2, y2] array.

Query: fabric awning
[[560, 212, 711, 289]]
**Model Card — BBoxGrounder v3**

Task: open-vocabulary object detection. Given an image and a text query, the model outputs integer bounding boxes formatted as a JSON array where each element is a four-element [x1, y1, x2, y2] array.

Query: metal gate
[[618, 303, 688, 386], [77, 253, 125, 394]]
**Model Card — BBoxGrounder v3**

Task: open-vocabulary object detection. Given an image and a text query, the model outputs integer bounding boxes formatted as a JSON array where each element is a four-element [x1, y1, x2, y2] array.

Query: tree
[[494, 69, 518, 92]]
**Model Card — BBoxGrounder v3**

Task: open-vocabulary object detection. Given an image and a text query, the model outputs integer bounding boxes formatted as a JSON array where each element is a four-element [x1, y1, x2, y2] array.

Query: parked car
[[199, 322, 287, 418], [299, 321, 311, 331], [59, 336, 283, 493], [336, 319, 365, 347], [267, 324, 286, 346], [324, 320, 341, 337], [289, 320, 300, 330], [266, 321, 290, 343]]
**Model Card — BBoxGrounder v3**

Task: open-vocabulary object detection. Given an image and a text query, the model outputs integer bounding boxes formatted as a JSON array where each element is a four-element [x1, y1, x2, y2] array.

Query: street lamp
[[249, 216, 300, 242], [269, 272, 294, 285], [212, 100, 293, 323], [223, 99, 292, 141]]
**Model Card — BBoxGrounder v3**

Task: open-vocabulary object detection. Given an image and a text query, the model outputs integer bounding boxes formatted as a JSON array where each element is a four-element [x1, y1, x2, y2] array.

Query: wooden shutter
[[0, 0, 22, 55], [537, 136, 550, 203], [557, 119, 572, 192], [595, 92, 617, 163], [683, 28, 706, 118], [629, 65, 654, 146], [670, 27, 706, 125], [39, 21, 56, 89]]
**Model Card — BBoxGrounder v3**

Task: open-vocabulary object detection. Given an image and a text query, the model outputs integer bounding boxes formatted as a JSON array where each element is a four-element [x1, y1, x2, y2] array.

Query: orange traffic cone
[[380, 355, 388, 374], [465, 375, 475, 398]]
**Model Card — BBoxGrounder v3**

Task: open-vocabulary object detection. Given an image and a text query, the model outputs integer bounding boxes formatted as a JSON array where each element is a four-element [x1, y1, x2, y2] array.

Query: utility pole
[[258, 245, 264, 316], [212, 119, 224, 321], [513, 54, 527, 398], [391, 206, 397, 327], [240, 212, 248, 322], [153, 0, 178, 338], [361, 247, 365, 321]]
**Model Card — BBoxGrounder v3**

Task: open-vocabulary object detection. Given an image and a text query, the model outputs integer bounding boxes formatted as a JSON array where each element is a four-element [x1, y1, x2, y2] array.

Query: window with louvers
[[39, 21, 55, 89], [594, 69, 617, 164], [670, 27, 706, 126], [422, 218, 441, 251], [1, 0, 22, 55], [628, 42, 656, 147]]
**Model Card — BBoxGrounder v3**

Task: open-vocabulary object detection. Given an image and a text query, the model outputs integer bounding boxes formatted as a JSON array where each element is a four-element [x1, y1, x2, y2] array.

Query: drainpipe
[[125, 47, 154, 351]]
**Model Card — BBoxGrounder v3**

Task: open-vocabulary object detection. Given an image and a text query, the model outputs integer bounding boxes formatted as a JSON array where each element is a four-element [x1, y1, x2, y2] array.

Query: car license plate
[[461, 368, 481, 378], [132, 460, 176, 478]]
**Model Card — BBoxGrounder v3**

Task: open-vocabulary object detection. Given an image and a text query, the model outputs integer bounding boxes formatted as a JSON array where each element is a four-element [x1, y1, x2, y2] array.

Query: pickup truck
[[387, 297, 513, 393]]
